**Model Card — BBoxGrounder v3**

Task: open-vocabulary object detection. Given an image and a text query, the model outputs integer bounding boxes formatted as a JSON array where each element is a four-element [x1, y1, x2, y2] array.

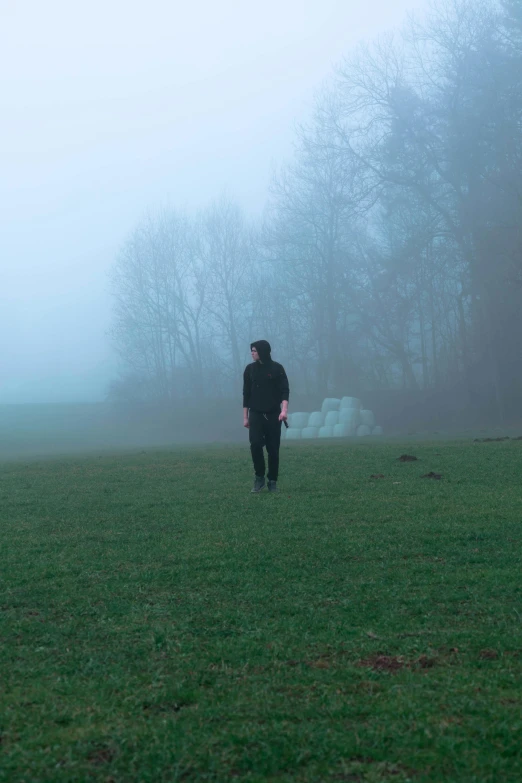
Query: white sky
[[1, 0, 428, 403]]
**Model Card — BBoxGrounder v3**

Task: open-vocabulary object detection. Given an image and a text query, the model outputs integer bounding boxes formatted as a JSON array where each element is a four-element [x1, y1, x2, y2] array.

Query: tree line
[[110, 0, 522, 422]]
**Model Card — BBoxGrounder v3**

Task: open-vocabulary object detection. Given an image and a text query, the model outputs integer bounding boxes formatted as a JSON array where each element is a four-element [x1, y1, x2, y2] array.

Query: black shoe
[[267, 480, 278, 492], [251, 476, 266, 493]]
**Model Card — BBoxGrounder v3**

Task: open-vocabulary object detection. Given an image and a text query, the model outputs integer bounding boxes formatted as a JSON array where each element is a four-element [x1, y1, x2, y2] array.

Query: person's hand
[[278, 411, 287, 423], [243, 417, 250, 428]]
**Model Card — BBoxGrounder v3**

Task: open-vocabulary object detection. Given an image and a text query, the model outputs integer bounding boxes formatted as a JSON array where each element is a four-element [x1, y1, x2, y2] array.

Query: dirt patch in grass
[[357, 654, 437, 672], [143, 700, 195, 715], [398, 454, 418, 461], [87, 743, 116, 766], [416, 654, 437, 668], [421, 472, 442, 479], [474, 437, 510, 442], [479, 648, 499, 660], [306, 659, 331, 669], [357, 655, 406, 672]]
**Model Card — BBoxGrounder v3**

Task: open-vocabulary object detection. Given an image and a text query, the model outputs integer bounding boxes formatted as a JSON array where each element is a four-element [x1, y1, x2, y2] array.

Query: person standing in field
[[243, 340, 289, 493]]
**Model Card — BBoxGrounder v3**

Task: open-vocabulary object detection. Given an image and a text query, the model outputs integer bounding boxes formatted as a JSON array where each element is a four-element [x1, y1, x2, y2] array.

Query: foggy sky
[[1, 0, 428, 404]]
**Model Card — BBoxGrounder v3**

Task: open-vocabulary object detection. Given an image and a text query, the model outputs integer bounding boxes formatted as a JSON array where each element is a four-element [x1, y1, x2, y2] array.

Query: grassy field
[[1, 438, 521, 782]]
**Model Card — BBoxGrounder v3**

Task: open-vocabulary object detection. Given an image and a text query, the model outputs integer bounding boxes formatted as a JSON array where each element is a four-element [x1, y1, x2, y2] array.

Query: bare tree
[[110, 209, 207, 399], [265, 93, 366, 395], [196, 195, 254, 392]]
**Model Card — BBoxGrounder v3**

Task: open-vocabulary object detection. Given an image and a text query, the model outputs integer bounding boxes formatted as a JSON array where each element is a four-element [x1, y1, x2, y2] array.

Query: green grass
[[1, 439, 522, 782]]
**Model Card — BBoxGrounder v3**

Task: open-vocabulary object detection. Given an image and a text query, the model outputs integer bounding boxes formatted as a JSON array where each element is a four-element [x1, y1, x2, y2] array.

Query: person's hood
[[250, 340, 272, 363]]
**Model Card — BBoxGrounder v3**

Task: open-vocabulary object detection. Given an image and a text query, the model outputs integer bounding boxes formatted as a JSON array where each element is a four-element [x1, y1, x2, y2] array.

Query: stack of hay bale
[[282, 396, 383, 440]]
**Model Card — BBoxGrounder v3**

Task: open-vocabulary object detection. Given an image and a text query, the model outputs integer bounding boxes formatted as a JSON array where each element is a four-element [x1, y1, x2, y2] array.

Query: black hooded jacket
[[243, 340, 290, 414]]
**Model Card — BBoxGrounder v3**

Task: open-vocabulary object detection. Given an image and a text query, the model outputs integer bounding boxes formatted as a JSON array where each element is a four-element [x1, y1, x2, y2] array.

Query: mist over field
[[4, 6, 522, 775], [3, 0, 522, 457]]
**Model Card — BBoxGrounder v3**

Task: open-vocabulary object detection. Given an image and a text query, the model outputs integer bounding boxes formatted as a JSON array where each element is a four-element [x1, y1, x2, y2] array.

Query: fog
[[3, 0, 522, 458], [2, 0, 427, 405]]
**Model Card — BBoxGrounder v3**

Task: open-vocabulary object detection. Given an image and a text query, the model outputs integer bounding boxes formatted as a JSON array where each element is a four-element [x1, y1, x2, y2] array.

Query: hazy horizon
[[2, 0, 429, 405]]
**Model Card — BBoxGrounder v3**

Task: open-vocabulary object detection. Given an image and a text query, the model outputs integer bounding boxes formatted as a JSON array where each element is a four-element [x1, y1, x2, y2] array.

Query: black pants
[[248, 410, 282, 481]]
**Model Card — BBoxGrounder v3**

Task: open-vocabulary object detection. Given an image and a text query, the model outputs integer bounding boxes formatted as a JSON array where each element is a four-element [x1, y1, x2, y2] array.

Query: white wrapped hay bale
[[359, 410, 375, 428], [333, 422, 354, 437], [321, 398, 341, 415], [289, 412, 309, 429], [285, 428, 302, 440], [324, 410, 340, 427], [356, 424, 372, 436], [340, 396, 362, 410], [301, 426, 319, 439], [338, 407, 360, 432], [307, 411, 324, 428], [318, 425, 335, 438], [372, 425, 383, 436]]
